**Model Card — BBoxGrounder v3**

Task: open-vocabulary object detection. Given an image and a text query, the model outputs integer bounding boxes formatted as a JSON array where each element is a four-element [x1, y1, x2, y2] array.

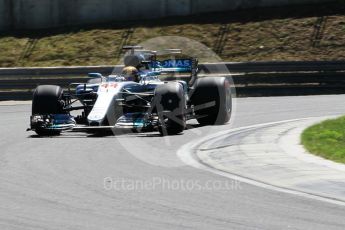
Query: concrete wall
[[0, 0, 10, 30], [0, 0, 336, 31], [191, 0, 335, 13]]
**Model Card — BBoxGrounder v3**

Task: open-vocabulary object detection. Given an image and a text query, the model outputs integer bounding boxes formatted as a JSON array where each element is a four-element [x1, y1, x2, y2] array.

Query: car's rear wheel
[[154, 82, 186, 136], [32, 85, 65, 136], [190, 77, 232, 125]]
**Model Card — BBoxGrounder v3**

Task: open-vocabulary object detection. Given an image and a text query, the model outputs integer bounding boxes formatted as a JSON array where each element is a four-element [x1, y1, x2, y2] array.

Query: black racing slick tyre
[[154, 82, 186, 136], [190, 77, 232, 125], [32, 85, 65, 136]]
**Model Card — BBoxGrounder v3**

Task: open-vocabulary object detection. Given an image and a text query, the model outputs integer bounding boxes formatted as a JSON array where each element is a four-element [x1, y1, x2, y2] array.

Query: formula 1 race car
[[28, 46, 232, 136]]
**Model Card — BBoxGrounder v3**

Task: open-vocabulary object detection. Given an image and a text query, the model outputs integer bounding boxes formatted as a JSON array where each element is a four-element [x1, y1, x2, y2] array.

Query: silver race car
[[28, 46, 232, 136]]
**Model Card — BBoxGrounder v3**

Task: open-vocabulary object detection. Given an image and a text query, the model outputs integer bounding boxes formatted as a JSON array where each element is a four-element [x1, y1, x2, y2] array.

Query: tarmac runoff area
[[178, 116, 345, 205], [2, 96, 345, 229], [2, 100, 345, 203]]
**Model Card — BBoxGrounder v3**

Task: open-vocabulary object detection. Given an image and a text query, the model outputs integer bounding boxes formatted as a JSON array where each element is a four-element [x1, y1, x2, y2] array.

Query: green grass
[[0, 2, 345, 67], [301, 116, 345, 164]]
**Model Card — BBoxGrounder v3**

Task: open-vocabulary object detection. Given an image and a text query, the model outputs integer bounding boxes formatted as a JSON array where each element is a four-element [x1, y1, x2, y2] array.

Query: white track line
[[0, 101, 31, 106], [177, 116, 345, 207]]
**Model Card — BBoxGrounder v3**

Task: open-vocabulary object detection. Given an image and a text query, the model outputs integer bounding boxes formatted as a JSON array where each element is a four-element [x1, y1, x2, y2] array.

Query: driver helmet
[[122, 66, 139, 82]]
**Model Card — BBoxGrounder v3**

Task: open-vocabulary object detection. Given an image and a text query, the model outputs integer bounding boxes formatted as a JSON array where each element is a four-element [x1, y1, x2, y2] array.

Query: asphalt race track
[[1, 95, 345, 230]]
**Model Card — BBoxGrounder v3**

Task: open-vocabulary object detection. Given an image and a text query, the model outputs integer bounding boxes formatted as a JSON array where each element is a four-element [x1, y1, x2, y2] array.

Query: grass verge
[[301, 116, 345, 164], [0, 2, 345, 67]]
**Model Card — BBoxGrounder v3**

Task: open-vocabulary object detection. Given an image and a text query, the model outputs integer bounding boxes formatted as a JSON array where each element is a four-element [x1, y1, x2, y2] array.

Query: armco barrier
[[201, 61, 345, 73], [1, 61, 345, 100], [1, 61, 344, 76]]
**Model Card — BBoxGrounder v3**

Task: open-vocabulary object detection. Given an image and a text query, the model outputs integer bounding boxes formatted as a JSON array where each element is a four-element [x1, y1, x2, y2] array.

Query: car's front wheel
[[32, 85, 65, 136], [154, 82, 186, 136]]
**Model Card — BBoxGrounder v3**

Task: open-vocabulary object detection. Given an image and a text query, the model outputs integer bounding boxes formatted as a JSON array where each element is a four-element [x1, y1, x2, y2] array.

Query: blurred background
[[0, 0, 344, 67]]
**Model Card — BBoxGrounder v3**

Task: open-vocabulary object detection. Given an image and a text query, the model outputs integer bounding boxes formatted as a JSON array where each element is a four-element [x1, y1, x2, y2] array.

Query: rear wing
[[152, 58, 198, 85], [153, 59, 192, 72], [152, 58, 198, 73]]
